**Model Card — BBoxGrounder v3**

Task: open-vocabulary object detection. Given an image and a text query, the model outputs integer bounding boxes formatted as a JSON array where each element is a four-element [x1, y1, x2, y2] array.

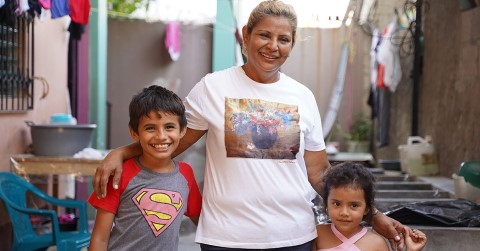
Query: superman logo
[[132, 188, 183, 237]]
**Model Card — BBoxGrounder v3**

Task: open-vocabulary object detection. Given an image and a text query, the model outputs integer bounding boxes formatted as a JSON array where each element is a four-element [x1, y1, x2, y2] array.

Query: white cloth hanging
[[376, 17, 402, 92]]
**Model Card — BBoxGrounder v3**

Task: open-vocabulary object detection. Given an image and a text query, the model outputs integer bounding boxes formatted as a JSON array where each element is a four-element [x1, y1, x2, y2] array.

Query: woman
[[94, 1, 406, 250]]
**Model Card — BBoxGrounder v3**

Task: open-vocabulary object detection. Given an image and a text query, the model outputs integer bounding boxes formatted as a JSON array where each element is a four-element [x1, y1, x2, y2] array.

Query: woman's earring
[[241, 45, 247, 56]]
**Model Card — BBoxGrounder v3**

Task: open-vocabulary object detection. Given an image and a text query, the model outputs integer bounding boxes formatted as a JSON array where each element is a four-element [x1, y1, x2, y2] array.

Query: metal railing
[[0, 8, 34, 112]]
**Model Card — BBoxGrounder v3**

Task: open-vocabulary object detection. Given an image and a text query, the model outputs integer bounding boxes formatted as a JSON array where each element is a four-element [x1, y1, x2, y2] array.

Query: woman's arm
[[89, 209, 115, 251], [93, 128, 207, 198], [304, 149, 330, 195], [371, 206, 408, 250], [93, 142, 142, 198], [190, 216, 200, 226]]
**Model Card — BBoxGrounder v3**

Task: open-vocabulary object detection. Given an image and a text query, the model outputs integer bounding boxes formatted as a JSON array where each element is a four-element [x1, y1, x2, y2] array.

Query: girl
[[313, 162, 427, 251]]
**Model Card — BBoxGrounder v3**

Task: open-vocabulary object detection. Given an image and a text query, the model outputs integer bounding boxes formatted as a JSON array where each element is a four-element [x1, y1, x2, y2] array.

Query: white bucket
[[452, 173, 480, 201], [398, 136, 438, 176]]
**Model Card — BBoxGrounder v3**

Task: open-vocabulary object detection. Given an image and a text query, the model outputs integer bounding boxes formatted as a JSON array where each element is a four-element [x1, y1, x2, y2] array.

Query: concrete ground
[[179, 218, 201, 251]]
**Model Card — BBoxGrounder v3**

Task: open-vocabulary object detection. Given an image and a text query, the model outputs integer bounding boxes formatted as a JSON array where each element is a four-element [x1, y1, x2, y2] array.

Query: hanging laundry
[[376, 16, 402, 92], [165, 21, 181, 61], [38, 0, 51, 10], [15, 0, 29, 14], [27, 0, 41, 17], [51, 0, 69, 19], [368, 29, 380, 120], [370, 29, 380, 89], [69, 0, 90, 24], [377, 88, 390, 147], [0, 0, 18, 27], [68, 20, 84, 40]]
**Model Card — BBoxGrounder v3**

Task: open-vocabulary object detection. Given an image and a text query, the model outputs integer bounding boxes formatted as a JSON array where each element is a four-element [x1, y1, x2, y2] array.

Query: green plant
[[337, 113, 372, 142], [108, 0, 152, 16]]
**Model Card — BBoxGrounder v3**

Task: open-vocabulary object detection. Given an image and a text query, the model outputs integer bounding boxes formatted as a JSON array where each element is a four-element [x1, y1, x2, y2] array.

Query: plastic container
[[458, 161, 480, 189], [26, 121, 96, 156], [452, 173, 480, 201], [398, 136, 438, 176], [50, 113, 77, 125]]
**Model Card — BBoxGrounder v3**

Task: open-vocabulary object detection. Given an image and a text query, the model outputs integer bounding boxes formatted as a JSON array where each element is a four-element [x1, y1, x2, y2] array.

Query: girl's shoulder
[[315, 223, 332, 233], [315, 224, 341, 250], [356, 229, 390, 251]]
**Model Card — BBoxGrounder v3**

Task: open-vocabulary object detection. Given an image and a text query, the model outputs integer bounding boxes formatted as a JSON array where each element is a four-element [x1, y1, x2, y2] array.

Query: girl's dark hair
[[128, 85, 187, 133], [321, 162, 376, 221]]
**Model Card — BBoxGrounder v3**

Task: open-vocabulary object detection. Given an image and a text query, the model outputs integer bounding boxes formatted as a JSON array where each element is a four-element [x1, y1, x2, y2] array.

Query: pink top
[[317, 224, 368, 251]]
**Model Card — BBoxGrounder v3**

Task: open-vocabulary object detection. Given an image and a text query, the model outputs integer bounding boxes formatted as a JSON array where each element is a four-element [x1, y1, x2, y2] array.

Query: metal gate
[[0, 3, 34, 112]]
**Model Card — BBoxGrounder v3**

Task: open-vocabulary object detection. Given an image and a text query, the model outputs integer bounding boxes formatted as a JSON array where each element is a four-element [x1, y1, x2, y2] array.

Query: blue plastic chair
[[0, 172, 90, 251]]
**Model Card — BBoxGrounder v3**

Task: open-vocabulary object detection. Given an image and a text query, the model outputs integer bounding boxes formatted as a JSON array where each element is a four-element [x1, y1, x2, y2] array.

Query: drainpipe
[[213, 0, 236, 71], [411, 0, 423, 136], [89, 0, 108, 149]]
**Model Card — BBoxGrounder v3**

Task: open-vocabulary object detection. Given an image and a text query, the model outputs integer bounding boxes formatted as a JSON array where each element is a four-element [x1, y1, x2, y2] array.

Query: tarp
[[386, 199, 480, 227]]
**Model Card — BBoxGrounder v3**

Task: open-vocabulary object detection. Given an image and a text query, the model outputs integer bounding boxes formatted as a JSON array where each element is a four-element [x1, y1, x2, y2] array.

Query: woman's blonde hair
[[245, 0, 298, 46]]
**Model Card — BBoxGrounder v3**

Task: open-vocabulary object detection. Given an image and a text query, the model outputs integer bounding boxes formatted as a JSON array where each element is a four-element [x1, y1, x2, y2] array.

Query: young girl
[[313, 162, 427, 251]]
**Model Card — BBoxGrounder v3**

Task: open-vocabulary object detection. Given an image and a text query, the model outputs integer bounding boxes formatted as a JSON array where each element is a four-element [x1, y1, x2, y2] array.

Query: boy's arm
[[89, 208, 115, 251], [190, 216, 199, 226]]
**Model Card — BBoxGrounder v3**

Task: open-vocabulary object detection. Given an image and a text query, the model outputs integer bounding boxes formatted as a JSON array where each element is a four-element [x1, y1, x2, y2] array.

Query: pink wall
[[0, 14, 71, 171]]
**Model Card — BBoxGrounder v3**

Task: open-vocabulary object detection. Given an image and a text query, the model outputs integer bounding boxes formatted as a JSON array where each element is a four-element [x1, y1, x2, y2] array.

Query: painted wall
[[0, 14, 71, 172]]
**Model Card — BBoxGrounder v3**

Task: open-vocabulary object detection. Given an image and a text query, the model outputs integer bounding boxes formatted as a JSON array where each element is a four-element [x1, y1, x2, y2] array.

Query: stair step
[[376, 190, 451, 198], [375, 198, 456, 212], [376, 181, 433, 190], [375, 175, 414, 182]]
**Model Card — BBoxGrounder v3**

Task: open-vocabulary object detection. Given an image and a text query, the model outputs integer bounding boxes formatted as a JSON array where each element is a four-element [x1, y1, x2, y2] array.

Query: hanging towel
[[69, 0, 90, 24], [165, 21, 181, 61], [51, 0, 69, 19]]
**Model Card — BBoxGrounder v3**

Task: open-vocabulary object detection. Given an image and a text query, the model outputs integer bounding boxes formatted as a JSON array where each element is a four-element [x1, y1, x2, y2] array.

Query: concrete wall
[[106, 19, 213, 186], [0, 15, 71, 172], [374, 1, 480, 177], [420, 1, 480, 176], [283, 26, 371, 145], [106, 19, 212, 149]]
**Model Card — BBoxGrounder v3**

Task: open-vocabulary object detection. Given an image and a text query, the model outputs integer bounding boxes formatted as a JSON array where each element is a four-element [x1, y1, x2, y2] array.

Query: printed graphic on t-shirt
[[132, 188, 183, 237], [225, 98, 300, 159]]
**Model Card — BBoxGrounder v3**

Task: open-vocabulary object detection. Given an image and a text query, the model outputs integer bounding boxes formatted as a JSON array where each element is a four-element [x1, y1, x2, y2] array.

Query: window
[[0, 4, 35, 112]]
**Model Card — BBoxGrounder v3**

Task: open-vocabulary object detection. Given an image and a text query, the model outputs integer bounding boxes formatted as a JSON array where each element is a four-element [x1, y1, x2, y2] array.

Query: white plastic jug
[[398, 136, 438, 176]]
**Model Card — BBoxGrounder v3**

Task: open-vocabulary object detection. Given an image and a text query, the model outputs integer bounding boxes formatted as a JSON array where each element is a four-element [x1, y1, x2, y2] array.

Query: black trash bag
[[385, 199, 480, 227]]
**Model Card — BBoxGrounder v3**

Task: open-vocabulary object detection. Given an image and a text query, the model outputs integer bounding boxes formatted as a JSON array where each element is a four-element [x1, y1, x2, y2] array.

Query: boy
[[88, 85, 202, 250]]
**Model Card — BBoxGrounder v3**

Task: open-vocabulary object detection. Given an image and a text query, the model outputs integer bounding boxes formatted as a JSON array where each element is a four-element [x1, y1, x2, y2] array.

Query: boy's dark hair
[[320, 162, 376, 221], [129, 85, 187, 133]]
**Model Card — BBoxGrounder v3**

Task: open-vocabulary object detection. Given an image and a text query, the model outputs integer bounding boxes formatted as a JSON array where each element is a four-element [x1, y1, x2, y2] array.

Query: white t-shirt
[[185, 66, 326, 249]]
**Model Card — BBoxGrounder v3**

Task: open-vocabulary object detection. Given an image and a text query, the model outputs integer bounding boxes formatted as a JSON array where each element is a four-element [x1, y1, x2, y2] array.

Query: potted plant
[[343, 113, 372, 153]]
